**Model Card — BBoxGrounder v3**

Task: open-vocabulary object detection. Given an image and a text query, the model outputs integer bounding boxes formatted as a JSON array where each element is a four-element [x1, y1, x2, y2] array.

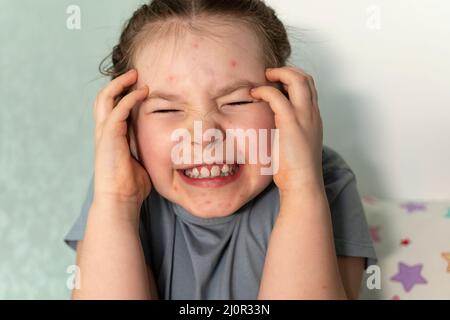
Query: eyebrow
[[145, 79, 260, 102]]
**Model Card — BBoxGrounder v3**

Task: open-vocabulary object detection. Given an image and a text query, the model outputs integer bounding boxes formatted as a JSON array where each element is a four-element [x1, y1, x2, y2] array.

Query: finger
[[284, 66, 318, 107], [265, 67, 314, 115], [280, 80, 318, 110], [250, 86, 297, 125], [128, 118, 139, 161], [94, 69, 138, 126], [107, 86, 149, 125], [307, 76, 318, 107]]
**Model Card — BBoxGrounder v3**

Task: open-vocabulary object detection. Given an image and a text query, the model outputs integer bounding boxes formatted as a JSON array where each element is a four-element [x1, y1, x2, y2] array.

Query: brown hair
[[99, 0, 293, 82]]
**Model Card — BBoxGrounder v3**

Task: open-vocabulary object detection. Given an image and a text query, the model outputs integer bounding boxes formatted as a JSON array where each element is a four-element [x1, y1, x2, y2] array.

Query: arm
[[71, 197, 158, 300], [337, 256, 365, 300], [73, 69, 156, 299], [257, 185, 347, 299], [251, 66, 364, 299]]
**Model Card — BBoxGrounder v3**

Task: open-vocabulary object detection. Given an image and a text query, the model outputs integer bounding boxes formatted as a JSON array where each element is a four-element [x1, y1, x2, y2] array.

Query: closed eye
[[153, 109, 180, 113], [227, 101, 254, 106]]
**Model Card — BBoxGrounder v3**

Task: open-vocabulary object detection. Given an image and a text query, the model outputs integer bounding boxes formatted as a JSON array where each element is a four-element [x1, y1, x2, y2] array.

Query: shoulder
[[320, 147, 377, 267], [322, 145, 354, 174], [321, 145, 358, 204]]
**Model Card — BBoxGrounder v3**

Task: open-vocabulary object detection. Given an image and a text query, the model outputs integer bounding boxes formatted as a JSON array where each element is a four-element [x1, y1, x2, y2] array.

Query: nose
[[188, 114, 226, 150]]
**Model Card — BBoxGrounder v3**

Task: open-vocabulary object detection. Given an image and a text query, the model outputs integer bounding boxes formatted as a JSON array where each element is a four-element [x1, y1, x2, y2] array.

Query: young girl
[[65, 0, 377, 300]]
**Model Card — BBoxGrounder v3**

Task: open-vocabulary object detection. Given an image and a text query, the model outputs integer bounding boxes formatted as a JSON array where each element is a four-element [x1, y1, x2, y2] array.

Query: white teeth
[[221, 164, 230, 174], [200, 167, 210, 178], [183, 164, 238, 179], [210, 165, 221, 177]]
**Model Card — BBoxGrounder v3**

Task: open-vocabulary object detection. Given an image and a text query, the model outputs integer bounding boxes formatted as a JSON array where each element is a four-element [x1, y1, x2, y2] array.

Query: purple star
[[390, 262, 427, 292], [400, 202, 427, 214]]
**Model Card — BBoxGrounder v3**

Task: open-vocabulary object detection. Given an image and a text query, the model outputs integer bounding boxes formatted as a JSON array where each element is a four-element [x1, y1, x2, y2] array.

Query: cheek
[[136, 119, 176, 172], [225, 108, 276, 161], [253, 112, 275, 130], [257, 104, 276, 129], [228, 107, 275, 130]]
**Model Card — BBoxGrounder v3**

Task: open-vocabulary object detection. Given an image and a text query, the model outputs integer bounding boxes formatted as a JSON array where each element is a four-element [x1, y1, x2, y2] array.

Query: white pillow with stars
[[358, 195, 450, 300]]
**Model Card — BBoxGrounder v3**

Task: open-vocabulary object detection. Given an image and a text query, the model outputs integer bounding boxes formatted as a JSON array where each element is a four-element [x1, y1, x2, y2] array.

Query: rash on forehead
[[164, 57, 239, 84], [134, 25, 264, 91], [167, 75, 176, 82]]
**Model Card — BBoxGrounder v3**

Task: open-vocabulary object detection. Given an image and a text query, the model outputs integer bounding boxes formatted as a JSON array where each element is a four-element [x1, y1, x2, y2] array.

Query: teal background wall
[[0, 0, 144, 299]]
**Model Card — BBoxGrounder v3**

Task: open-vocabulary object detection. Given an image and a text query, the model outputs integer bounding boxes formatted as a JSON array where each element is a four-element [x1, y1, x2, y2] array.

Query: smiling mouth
[[180, 164, 239, 179]]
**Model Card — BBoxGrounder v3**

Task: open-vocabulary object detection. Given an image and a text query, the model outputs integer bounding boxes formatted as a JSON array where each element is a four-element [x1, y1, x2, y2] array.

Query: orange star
[[442, 252, 450, 272]]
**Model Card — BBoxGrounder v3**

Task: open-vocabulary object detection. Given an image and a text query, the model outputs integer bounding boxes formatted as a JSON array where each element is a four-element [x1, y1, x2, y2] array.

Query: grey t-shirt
[[64, 145, 377, 299]]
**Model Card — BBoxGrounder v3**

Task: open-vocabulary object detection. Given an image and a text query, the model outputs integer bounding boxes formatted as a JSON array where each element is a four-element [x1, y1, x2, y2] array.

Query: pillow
[[358, 195, 450, 299]]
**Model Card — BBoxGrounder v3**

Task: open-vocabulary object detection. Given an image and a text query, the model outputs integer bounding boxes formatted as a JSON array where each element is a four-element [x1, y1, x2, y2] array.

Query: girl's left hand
[[250, 66, 324, 194]]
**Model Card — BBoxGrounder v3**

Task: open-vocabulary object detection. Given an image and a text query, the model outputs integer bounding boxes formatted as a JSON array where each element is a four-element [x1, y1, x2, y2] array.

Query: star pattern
[[362, 196, 450, 298], [369, 225, 381, 243], [390, 262, 427, 292], [400, 238, 411, 247], [442, 252, 450, 272], [362, 195, 376, 205], [400, 202, 427, 214], [445, 207, 450, 218]]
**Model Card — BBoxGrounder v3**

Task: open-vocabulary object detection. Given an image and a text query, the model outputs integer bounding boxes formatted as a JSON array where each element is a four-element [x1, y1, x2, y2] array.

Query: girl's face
[[132, 23, 278, 218]]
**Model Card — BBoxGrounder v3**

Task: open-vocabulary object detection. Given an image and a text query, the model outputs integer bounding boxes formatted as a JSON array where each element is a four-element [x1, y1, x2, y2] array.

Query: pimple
[[167, 75, 176, 82], [192, 42, 199, 49], [230, 59, 238, 68]]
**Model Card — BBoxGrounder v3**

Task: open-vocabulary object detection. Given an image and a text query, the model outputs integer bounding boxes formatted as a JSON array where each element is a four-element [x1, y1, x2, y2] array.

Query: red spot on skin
[[400, 238, 410, 246], [193, 42, 199, 48], [230, 59, 238, 68], [167, 75, 176, 82]]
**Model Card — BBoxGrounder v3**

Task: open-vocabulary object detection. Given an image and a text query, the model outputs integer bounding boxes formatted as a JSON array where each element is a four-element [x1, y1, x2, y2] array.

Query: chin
[[179, 197, 245, 218], [174, 179, 273, 220]]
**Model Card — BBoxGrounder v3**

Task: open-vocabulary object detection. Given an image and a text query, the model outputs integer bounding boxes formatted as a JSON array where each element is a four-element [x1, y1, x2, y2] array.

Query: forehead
[[133, 23, 264, 87]]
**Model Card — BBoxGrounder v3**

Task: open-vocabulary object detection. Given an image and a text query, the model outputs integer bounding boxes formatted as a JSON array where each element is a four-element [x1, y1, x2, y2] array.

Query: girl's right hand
[[92, 69, 151, 209]]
